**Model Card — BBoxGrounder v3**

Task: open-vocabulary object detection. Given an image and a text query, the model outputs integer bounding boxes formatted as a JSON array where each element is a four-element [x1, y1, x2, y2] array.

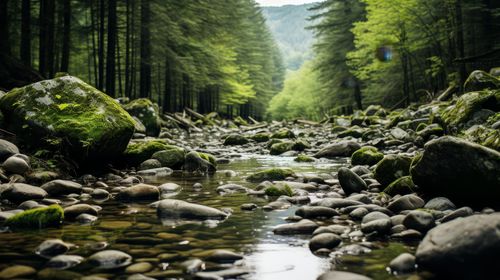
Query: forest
[[0, 1, 499, 280], [0, 0, 285, 120]]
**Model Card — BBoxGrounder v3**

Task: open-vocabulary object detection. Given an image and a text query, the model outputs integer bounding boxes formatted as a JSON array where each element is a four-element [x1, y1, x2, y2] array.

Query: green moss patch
[[383, 176, 416, 196], [247, 168, 296, 182], [5, 204, 63, 229], [351, 146, 384, 166], [294, 154, 315, 162], [265, 184, 293, 197], [123, 140, 172, 165]]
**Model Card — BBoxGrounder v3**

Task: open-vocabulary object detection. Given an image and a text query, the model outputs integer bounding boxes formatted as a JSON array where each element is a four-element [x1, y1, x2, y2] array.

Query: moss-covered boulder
[[411, 136, 500, 206], [441, 90, 499, 132], [250, 133, 270, 143], [351, 146, 384, 166], [223, 134, 249, 146], [151, 147, 185, 169], [292, 139, 311, 151], [294, 154, 315, 162], [264, 184, 293, 197], [123, 98, 161, 136], [4, 204, 63, 229], [182, 151, 216, 174], [417, 124, 444, 141], [270, 141, 294, 155], [374, 154, 413, 186], [198, 152, 217, 167], [383, 176, 416, 196], [271, 129, 295, 139], [123, 140, 171, 166], [338, 127, 364, 138], [464, 70, 500, 92], [0, 76, 135, 163], [247, 168, 295, 183]]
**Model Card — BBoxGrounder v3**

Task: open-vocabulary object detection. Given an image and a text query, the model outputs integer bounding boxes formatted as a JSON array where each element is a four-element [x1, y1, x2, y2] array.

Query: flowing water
[[0, 154, 416, 279]]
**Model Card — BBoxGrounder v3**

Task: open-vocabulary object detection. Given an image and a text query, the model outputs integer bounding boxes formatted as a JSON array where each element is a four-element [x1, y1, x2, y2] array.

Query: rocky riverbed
[[0, 75, 499, 279]]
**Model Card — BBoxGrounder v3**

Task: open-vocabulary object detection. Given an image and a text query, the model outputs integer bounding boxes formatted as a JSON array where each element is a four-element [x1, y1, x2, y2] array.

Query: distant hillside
[[262, 3, 318, 70]]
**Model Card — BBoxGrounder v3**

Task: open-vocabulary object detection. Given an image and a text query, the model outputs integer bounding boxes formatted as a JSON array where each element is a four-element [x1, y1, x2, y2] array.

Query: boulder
[[182, 151, 216, 174], [317, 271, 372, 280], [416, 214, 500, 278], [123, 98, 161, 136], [0, 76, 135, 163], [463, 70, 500, 92], [374, 154, 412, 186], [116, 183, 159, 201], [309, 233, 341, 251], [5, 204, 63, 229], [387, 194, 424, 213], [383, 176, 416, 196], [0, 139, 19, 162], [223, 134, 249, 145], [88, 250, 132, 269], [410, 136, 500, 206], [151, 147, 185, 169], [389, 253, 416, 274], [337, 167, 367, 195], [2, 183, 47, 203], [314, 141, 361, 158], [350, 146, 384, 166], [246, 168, 295, 183], [123, 140, 172, 166], [156, 199, 228, 220], [2, 155, 30, 174], [40, 179, 82, 196]]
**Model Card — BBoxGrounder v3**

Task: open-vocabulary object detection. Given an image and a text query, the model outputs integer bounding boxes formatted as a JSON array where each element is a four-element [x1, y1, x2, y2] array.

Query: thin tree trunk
[[125, 0, 131, 98], [60, 0, 71, 72], [105, 0, 116, 96], [46, 0, 55, 78], [20, 0, 31, 66], [98, 0, 105, 89], [39, 0, 47, 76], [455, 0, 466, 92], [117, 36, 123, 97], [139, 0, 151, 98], [90, 0, 98, 85]]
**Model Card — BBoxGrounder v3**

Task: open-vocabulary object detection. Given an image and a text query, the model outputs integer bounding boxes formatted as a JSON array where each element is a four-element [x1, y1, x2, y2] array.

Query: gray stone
[[314, 198, 363, 208], [64, 204, 98, 219], [156, 199, 228, 220], [2, 156, 30, 174], [440, 206, 474, 223], [183, 151, 216, 174], [295, 206, 339, 219], [88, 250, 132, 269], [138, 159, 161, 171], [158, 182, 181, 193], [205, 249, 243, 263], [361, 218, 392, 235], [35, 239, 72, 258], [338, 167, 367, 195], [0, 265, 36, 279], [403, 210, 435, 232], [416, 214, 500, 278], [389, 253, 416, 274], [2, 183, 47, 203], [387, 194, 424, 213], [216, 183, 248, 194], [0, 139, 19, 162], [273, 219, 318, 235], [349, 207, 369, 220], [309, 233, 341, 252], [314, 141, 361, 158], [41, 180, 82, 196], [116, 184, 159, 201], [424, 197, 456, 211], [317, 271, 372, 280], [47, 255, 84, 270]]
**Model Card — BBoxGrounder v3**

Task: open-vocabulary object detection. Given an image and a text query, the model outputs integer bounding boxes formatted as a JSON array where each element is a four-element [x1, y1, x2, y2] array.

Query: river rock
[[273, 219, 318, 235], [0, 139, 19, 162], [350, 146, 384, 166], [156, 199, 228, 220], [374, 154, 412, 186], [295, 206, 339, 219], [158, 183, 181, 193], [47, 255, 84, 270], [338, 167, 367, 195], [309, 233, 341, 251], [123, 98, 161, 136], [387, 194, 424, 213], [223, 134, 249, 145], [205, 249, 243, 263], [402, 210, 435, 232], [35, 239, 72, 258], [314, 141, 361, 158], [424, 197, 456, 211], [0, 76, 135, 163], [88, 250, 132, 269], [246, 168, 295, 182], [317, 271, 372, 280], [440, 206, 474, 223], [41, 179, 82, 196], [151, 148, 185, 169], [116, 184, 159, 201], [64, 204, 98, 219], [410, 136, 500, 206], [2, 156, 30, 174], [389, 253, 416, 274], [0, 265, 36, 279], [416, 214, 500, 278], [1, 183, 47, 203], [5, 204, 63, 229], [313, 198, 363, 209], [183, 151, 216, 174]]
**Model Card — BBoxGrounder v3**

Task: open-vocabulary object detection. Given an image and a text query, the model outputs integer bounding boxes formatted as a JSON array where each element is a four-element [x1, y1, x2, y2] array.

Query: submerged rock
[[156, 199, 228, 220], [317, 271, 372, 280], [410, 136, 500, 206], [0, 76, 135, 163], [416, 214, 500, 278], [273, 219, 318, 235], [88, 250, 132, 269], [35, 239, 72, 258], [5, 204, 63, 229], [116, 183, 160, 201]]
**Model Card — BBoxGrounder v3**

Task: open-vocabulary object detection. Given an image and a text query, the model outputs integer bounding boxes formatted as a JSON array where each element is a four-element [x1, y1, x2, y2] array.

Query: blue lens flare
[[376, 46, 393, 62]]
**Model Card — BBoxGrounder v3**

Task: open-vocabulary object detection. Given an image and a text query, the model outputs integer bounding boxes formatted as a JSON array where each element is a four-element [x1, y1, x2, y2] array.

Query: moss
[[464, 70, 500, 91], [271, 129, 295, 139], [265, 184, 293, 197], [152, 147, 186, 169], [374, 154, 413, 186], [0, 76, 135, 162], [250, 133, 270, 143], [123, 98, 161, 136], [198, 152, 217, 167], [5, 204, 63, 229], [383, 176, 416, 196], [270, 142, 294, 155], [338, 126, 364, 138], [417, 124, 444, 140], [123, 139, 172, 165], [291, 139, 311, 151], [223, 134, 249, 145], [463, 125, 500, 151], [416, 123, 428, 132], [266, 138, 283, 149], [294, 154, 315, 162], [351, 146, 384, 166], [332, 126, 348, 133], [247, 168, 296, 182], [233, 116, 248, 126]]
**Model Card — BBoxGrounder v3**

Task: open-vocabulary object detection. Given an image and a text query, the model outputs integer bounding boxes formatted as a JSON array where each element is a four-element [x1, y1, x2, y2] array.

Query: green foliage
[[5, 205, 64, 229]]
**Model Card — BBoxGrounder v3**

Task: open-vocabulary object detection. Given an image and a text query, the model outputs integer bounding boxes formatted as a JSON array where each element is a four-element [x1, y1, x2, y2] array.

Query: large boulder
[[373, 154, 412, 186], [416, 214, 500, 278], [122, 140, 172, 166], [411, 136, 500, 206], [463, 70, 500, 92], [156, 199, 228, 220], [0, 76, 135, 163], [123, 98, 161, 136], [2, 183, 48, 203]]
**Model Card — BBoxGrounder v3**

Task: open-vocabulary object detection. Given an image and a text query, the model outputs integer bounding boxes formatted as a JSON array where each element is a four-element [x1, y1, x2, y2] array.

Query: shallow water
[[0, 154, 416, 279]]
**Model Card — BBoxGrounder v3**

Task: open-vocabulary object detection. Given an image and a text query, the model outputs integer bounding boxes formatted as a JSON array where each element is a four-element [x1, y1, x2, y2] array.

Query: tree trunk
[[90, 0, 98, 85], [60, 0, 71, 72], [105, 0, 116, 96], [455, 0, 466, 92], [139, 0, 151, 98], [98, 0, 105, 89], [46, 0, 55, 78], [20, 0, 31, 66], [125, 0, 131, 98], [353, 78, 363, 110]]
